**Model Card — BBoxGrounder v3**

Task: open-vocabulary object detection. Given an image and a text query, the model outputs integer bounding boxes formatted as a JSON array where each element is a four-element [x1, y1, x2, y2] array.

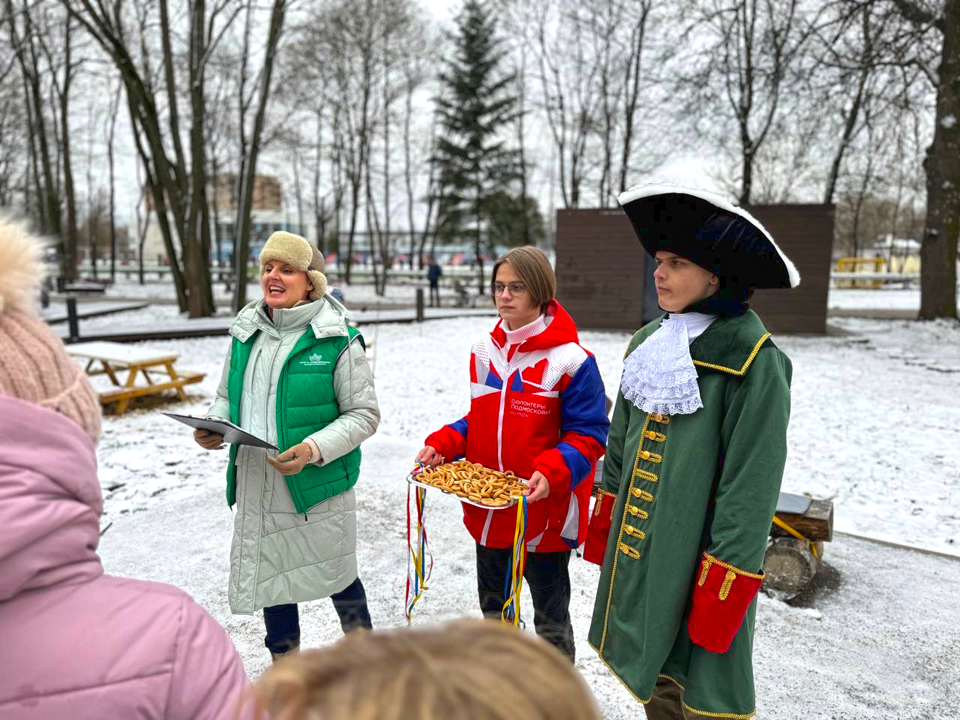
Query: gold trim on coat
[[599, 414, 651, 652], [659, 675, 758, 719], [693, 334, 771, 376], [702, 552, 764, 580]]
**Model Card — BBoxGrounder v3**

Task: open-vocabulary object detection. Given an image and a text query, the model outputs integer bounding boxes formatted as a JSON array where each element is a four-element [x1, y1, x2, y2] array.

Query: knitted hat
[[258, 231, 328, 301], [0, 217, 102, 445]]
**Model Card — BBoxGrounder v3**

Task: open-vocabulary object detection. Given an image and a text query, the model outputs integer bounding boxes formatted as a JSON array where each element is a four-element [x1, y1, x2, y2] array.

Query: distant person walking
[[427, 256, 442, 307]]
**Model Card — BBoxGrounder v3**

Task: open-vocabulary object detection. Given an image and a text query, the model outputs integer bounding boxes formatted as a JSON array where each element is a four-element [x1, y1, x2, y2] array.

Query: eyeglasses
[[491, 282, 527, 296]]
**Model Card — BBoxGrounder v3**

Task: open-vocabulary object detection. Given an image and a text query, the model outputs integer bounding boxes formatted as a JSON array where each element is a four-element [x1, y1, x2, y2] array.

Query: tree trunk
[[107, 81, 120, 282], [404, 85, 416, 268], [233, 0, 288, 312], [474, 183, 484, 295], [59, 25, 78, 282], [381, 48, 391, 297], [620, 4, 650, 193], [822, 7, 873, 207], [739, 139, 754, 205], [919, 0, 960, 321], [183, 0, 214, 318], [517, 45, 530, 242], [345, 181, 361, 284], [123, 85, 188, 311]]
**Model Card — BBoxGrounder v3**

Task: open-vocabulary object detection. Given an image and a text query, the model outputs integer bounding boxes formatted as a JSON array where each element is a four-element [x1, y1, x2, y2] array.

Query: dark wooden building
[[555, 204, 834, 334]]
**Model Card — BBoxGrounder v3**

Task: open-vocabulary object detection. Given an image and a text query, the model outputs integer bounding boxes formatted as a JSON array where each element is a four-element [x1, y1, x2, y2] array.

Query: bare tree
[[530, 0, 602, 208], [884, 0, 959, 320], [676, 0, 818, 204], [105, 75, 121, 281], [618, 0, 656, 193], [0, 33, 28, 208], [62, 0, 243, 316], [400, 34, 433, 267], [6, 0, 66, 272], [134, 158, 152, 285], [299, 0, 383, 285], [44, 10, 81, 279], [231, 0, 291, 312]]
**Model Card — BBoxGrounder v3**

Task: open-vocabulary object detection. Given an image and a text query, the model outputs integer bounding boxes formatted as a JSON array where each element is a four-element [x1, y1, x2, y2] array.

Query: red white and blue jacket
[[425, 300, 609, 552]]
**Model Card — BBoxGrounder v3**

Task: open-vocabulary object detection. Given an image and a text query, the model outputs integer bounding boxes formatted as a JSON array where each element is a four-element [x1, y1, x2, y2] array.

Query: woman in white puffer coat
[[195, 231, 380, 662]]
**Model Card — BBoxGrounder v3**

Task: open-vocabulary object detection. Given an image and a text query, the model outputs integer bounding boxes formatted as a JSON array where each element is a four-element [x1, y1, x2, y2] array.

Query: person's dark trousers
[[263, 577, 373, 653], [475, 543, 576, 662], [429, 282, 440, 307], [329, 576, 373, 633]]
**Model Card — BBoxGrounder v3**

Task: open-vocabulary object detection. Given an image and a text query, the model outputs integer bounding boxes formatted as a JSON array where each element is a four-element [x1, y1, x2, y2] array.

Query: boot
[[269, 644, 300, 663]]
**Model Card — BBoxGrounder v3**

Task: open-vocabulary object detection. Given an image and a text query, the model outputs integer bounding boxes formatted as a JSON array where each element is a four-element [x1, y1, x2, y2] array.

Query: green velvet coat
[[588, 310, 792, 719]]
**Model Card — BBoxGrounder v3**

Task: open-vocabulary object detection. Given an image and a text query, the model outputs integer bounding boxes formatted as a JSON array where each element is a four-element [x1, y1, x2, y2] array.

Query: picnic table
[[66, 341, 204, 415]]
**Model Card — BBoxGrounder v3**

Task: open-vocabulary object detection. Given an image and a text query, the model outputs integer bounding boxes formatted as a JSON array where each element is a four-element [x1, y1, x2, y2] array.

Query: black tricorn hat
[[618, 183, 801, 290]]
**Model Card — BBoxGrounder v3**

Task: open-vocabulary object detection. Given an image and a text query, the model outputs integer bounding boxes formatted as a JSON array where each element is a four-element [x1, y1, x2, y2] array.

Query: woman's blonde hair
[[241, 619, 600, 720], [492, 247, 556, 310]]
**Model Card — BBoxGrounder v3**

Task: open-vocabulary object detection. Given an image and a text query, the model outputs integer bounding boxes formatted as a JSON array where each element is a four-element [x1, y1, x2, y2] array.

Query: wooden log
[[762, 537, 824, 600], [771, 499, 834, 542]]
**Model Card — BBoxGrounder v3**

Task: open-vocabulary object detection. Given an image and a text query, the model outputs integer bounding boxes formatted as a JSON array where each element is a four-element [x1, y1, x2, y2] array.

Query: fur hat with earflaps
[[0, 217, 102, 445], [258, 231, 328, 301]]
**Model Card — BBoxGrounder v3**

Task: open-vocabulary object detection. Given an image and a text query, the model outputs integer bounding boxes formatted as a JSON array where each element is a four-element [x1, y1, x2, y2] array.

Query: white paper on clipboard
[[163, 412, 279, 451], [406, 473, 526, 510]]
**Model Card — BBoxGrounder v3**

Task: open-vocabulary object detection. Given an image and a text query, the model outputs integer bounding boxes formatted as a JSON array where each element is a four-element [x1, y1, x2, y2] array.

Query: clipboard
[[163, 412, 279, 451]]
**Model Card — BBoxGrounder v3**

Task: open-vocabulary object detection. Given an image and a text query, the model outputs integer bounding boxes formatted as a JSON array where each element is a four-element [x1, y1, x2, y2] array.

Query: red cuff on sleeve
[[687, 552, 763, 653], [534, 449, 572, 495], [424, 425, 466, 461], [583, 492, 617, 565]]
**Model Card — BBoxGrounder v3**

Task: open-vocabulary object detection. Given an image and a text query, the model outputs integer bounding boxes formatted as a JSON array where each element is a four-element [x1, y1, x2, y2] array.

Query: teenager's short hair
[[242, 620, 601, 720], [492, 246, 556, 309]]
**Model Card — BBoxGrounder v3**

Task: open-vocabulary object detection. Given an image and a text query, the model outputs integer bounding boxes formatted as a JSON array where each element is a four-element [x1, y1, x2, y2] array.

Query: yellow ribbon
[[501, 497, 527, 626]]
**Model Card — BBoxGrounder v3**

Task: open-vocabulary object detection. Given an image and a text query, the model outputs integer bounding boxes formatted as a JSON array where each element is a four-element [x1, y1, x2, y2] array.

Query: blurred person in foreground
[[0, 217, 249, 719], [242, 619, 602, 720]]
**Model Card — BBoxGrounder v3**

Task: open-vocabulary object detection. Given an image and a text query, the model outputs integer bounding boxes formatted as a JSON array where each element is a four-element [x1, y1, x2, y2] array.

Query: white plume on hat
[[258, 231, 328, 301]]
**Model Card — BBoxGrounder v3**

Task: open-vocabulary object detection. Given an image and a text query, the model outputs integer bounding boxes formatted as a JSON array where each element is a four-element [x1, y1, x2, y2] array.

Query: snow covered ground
[[828, 286, 960, 312], [85, 312, 960, 718]]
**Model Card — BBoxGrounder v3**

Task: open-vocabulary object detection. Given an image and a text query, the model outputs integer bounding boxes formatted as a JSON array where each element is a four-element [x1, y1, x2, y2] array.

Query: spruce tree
[[434, 0, 520, 294]]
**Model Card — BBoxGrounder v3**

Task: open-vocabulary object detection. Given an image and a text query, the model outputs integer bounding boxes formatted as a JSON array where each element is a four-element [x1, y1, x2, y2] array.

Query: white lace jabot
[[620, 313, 717, 416]]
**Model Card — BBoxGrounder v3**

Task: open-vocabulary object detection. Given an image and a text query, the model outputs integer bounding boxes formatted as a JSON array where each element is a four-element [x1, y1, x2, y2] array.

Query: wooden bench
[[66, 341, 205, 415]]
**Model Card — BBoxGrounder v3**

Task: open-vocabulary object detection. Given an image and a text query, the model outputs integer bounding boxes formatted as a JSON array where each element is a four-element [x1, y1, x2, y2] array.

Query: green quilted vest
[[224, 325, 363, 514]]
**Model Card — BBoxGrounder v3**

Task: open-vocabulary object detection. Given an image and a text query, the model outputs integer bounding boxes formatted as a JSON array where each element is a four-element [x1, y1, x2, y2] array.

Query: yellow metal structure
[[834, 257, 885, 288]]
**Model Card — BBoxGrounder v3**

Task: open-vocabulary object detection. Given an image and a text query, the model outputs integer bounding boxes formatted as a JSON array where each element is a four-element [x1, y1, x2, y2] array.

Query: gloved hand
[[266, 442, 315, 476]]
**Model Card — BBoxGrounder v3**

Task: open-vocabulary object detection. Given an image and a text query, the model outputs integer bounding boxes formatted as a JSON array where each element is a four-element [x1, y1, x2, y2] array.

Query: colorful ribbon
[[405, 463, 433, 622], [501, 495, 528, 626]]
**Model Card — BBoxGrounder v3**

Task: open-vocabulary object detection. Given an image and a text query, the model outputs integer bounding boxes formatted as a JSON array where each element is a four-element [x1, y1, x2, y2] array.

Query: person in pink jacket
[[0, 217, 250, 720]]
